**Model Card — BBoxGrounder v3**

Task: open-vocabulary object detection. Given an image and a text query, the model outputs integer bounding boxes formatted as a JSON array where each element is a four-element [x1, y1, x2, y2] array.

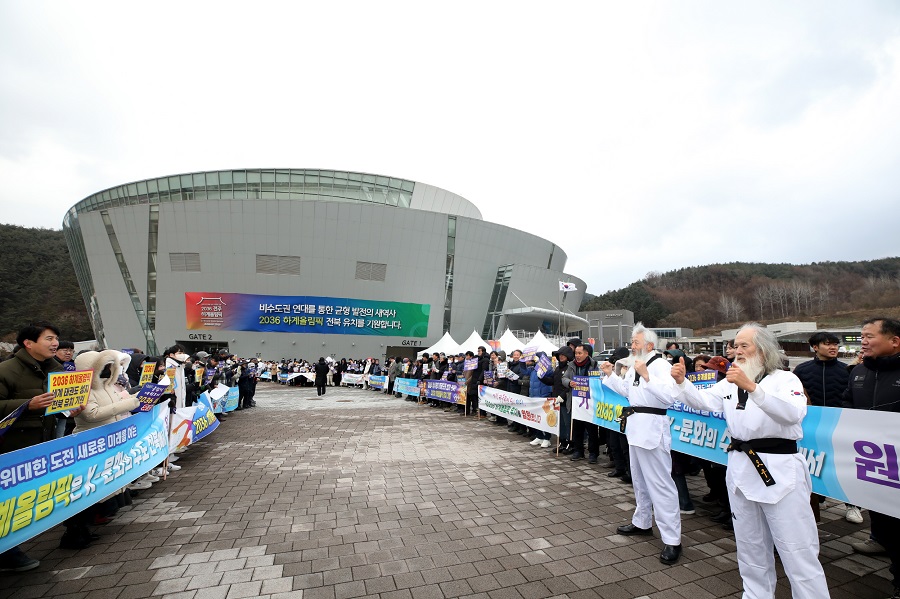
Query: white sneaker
[[142, 474, 160, 483], [151, 467, 166, 477], [488, 415, 497, 422], [540, 440, 551, 448], [168, 454, 179, 462], [167, 463, 182, 471], [127, 480, 152, 490], [529, 438, 542, 446], [845, 505, 863, 524]]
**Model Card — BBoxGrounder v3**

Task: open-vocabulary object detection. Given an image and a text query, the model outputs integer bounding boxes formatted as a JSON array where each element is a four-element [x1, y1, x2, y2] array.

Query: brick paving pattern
[[4, 384, 893, 598]]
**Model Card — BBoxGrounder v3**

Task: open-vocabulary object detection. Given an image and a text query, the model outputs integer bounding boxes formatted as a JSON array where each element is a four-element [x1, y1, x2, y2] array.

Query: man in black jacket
[[795, 332, 849, 407], [839, 317, 900, 599], [795, 331, 858, 523]]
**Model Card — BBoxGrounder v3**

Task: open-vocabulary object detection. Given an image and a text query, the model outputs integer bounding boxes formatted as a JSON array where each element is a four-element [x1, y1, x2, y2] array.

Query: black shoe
[[722, 520, 734, 531], [588, 455, 598, 464], [0, 548, 39, 572], [621, 473, 632, 484], [562, 446, 575, 455], [607, 470, 625, 478], [700, 493, 717, 504], [616, 523, 653, 536], [59, 532, 93, 550], [711, 511, 731, 524], [570, 453, 584, 461], [660, 544, 682, 564], [602, 461, 616, 468]]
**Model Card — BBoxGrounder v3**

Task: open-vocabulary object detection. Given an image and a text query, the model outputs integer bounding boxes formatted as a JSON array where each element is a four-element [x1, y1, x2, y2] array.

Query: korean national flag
[[559, 281, 578, 292]]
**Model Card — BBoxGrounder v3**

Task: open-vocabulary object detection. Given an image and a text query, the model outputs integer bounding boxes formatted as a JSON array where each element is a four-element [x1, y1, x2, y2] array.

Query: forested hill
[[0, 224, 94, 343], [2, 223, 898, 342], [581, 259, 900, 331]]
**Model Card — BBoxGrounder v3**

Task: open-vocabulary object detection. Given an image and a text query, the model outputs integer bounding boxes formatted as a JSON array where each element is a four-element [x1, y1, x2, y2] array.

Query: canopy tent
[[496, 329, 525, 354], [421, 331, 461, 357], [523, 330, 559, 355], [458, 330, 491, 354]]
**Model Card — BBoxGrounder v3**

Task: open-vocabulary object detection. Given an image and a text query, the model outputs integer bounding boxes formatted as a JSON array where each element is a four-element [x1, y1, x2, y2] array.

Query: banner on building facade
[[0, 405, 170, 554], [185, 292, 429, 337], [478, 386, 559, 434]]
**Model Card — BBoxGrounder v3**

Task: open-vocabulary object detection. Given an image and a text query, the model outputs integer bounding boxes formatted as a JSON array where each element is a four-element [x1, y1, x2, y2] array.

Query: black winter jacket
[[838, 353, 900, 412], [794, 357, 849, 407]]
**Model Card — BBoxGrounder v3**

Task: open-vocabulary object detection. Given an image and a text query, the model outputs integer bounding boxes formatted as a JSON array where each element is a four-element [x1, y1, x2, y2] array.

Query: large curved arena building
[[62, 169, 587, 359]]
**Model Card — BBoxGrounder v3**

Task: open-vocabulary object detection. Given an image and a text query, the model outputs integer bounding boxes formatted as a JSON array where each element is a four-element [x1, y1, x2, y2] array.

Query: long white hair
[[632, 322, 659, 351], [738, 322, 783, 375]]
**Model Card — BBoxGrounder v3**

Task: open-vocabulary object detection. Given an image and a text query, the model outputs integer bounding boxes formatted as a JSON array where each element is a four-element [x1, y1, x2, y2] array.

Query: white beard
[[737, 354, 764, 383]]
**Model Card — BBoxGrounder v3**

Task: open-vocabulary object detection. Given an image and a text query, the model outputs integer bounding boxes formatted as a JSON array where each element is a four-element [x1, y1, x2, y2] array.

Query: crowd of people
[[1, 316, 899, 598], [318, 319, 899, 599]]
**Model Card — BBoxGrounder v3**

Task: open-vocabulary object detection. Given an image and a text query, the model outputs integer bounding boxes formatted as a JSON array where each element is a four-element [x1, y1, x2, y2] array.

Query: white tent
[[497, 329, 525, 354], [458, 330, 490, 354], [421, 331, 461, 356], [523, 330, 558, 355]]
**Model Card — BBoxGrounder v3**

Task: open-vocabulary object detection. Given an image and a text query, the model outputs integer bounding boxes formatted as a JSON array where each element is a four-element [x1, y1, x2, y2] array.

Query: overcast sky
[[2, 1, 898, 294]]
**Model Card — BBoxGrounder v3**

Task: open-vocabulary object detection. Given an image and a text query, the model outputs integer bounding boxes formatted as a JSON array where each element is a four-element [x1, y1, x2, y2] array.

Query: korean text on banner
[[139, 362, 156, 385], [581, 377, 900, 519], [45, 370, 94, 416], [478, 386, 559, 434], [342, 373, 364, 385], [0, 405, 170, 554], [170, 393, 219, 453], [535, 354, 552, 379], [422, 380, 466, 405], [368, 375, 387, 390], [185, 292, 430, 337], [394, 378, 420, 397], [224, 387, 239, 412], [135, 380, 168, 412]]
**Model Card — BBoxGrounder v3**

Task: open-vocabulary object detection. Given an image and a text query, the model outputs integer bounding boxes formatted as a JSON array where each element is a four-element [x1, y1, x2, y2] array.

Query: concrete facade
[[63, 169, 585, 360]]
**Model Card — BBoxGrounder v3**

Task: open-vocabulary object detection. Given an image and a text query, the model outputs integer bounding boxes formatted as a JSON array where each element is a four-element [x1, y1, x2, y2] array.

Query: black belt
[[727, 438, 797, 487], [618, 406, 668, 433]]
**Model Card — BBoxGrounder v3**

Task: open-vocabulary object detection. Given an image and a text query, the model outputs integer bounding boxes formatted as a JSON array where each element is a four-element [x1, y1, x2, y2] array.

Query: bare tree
[[817, 282, 831, 313], [753, 286, 768, 319]]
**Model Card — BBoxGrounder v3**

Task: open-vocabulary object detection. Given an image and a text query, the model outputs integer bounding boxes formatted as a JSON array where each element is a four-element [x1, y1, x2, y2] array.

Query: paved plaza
[[6, 383, 893, 599]]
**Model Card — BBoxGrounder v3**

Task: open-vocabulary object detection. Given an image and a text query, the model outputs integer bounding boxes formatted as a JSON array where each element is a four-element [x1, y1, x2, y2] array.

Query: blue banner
[[0, 403, 30, 439], [423, 380, 465, 405], [192, 393, 220, 442], [395, 378, 420, 396], [581, 378, 900, 517], [368, 375, 387, 390], [0, 405, 170, 553], [225, 387, 239, 412]]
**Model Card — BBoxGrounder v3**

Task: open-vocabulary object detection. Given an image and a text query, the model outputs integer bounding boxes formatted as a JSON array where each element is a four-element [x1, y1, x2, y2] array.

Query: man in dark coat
[[839, 317, 900, 597], [314, 357, 329, 396], [0, 323, 64, 572]]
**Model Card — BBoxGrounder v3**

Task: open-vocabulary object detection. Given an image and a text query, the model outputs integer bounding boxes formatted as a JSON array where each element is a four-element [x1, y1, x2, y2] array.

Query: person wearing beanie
[[549, 346, 574, 453]]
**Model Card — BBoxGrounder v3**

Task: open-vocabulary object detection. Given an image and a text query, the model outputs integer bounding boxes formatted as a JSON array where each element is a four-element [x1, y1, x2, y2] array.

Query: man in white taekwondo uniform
[[659, 323, 829, 599], [600, 323, 683, 564]]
